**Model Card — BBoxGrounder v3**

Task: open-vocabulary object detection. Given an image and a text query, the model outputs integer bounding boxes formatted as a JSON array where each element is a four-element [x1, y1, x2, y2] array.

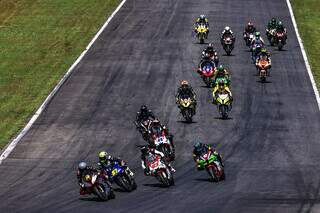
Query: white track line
[[286, 0, 320, 110], [0, 0, 127, 164]]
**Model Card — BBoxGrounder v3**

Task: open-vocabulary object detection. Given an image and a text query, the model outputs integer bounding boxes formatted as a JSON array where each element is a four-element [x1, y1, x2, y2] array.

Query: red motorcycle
[[275, 32, 286, 50], [146, 154, 174, 187], [81, 172, 115, 200], [149, 126, 175, 161], [197, 60, 216, 87]]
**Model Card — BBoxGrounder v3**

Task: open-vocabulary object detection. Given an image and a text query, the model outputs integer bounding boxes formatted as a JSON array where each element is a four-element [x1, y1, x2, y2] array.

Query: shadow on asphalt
[[194, 178, 212, 182], [177, 120, 197, 124], [143, 183, 169, 188]]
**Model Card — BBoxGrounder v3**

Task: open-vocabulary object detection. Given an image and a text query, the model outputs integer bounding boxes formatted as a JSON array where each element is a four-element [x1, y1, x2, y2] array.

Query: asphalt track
[[0, 0, 320, 212]]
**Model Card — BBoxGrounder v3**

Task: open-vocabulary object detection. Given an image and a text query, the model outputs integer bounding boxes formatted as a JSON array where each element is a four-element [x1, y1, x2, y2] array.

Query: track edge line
[[286, 0, 320, 111], [0, 0, 127, 164]]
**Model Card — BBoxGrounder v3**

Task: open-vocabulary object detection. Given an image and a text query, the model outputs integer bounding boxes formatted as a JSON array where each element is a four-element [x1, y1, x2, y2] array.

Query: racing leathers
[[77, 166, 111, 195], [98, 156, 134, 180], [192, 143, 224, 169], [141, 148, 175, 176]]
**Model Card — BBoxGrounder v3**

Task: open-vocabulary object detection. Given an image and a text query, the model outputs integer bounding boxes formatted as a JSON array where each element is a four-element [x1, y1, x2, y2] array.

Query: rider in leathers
[[212, 80, 233, 105], [201, 43, 219, 65], [141, 146, 175, 176], [175, 80, 197, 114], [275, 21, 287, 42], [221, 26, 235, 44], [77, 161, 112, 195], [192, 142, 224, 169], [136, 105, 156, 140], [194, 14, 209, 37], [97, 151, 134, 179]]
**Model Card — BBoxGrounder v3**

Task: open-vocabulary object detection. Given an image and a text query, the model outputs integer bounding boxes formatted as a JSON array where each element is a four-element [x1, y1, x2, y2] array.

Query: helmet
[[181, 80, 189, 86], [207, 43, 214, 52], [99, 151, 110, 163], [247, 21, 253, 27], [271, 17, 277, 24], [218, 79, 225, 87], [278, 21, 283, 27], [194, 141, 202, 149], [225, 26, 230, 31], [255, 31, 261, 37], [199, 14, 206, 20], [140, 105, 148, 113], [78, 162, 87, 171], [217, 65, 224, 72]]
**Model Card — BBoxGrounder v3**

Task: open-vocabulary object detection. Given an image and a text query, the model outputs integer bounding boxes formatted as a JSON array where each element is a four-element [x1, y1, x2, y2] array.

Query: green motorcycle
[[197, 150, 225, 182]]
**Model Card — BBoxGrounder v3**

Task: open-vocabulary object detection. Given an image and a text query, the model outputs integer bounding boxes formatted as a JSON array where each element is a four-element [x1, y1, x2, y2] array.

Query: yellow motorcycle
[[178, 95, 195, 122], [196, 24, 208, 44], [214, 91, 232, 119]]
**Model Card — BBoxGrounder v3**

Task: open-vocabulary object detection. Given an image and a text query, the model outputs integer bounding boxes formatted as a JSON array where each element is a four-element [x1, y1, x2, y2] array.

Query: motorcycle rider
[[212, 79, 233, 105], [148, 119, 174, 146], [97, 151, 134, 179], [201, 43, 219, 65], [267, 17, 278, 32], [140, 146, 175, 176], [77, 161, 112, 195], [192, 141, 224, 168], [244, 21, 256, 35], [214, 65, 230, 82], [275, 21, 287, 41], [175, 80, 197, 112], [135, 105, 156, 140], [221, 26, 235, 44], [194, 14, 209, 34], [251, 32, 265, 62], [255, 48, 272, 75]]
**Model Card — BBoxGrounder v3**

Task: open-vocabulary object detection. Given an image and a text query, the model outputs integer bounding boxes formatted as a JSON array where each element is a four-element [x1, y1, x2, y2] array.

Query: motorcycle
[[256, 56, 271, 82], [201, 51, 219, 65], [106, 162, 137, 192], [251, 43, 263, 63], [198, 60, 216, 87], [146, 154, 174, 187], [178, 94, 195, 122], [197, 149, 225, 182], [275, 31, 286, 50], [82, 172, 115, 200], [196, 24, 208, 44], [243, 32, 254, 47], [134, 118, 153, 141], [266, 28, 276, 46], [222, 35, 234, 55], [149, 125, 175, 161], [214, 91, 232, 119]]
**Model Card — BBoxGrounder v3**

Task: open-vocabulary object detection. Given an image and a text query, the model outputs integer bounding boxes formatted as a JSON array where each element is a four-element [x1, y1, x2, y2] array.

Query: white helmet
[[225, 26, 230, 31]]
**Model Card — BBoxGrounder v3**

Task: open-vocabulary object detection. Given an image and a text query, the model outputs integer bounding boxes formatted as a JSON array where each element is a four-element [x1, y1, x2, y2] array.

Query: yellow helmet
[[84, 174, 91, 182], [99, 151, 108, 163]]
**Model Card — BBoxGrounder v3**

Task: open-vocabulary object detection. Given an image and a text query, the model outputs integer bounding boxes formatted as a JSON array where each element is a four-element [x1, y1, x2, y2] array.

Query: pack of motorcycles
[[77, 22, 287, 201]]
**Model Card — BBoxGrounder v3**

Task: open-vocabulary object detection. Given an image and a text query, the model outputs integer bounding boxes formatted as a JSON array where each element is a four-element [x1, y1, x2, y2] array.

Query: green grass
[[0, 0, 120, 149], [291, 0, 320, 87]]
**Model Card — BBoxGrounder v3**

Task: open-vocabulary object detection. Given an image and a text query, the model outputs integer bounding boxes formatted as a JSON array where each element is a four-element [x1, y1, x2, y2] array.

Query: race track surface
[[0, 0, 320, 212]]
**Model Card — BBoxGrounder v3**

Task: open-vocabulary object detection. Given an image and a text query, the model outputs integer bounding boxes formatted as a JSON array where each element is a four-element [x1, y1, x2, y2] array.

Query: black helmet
[[247, 21, 253, 27], [271, 17, 277, 24], [78, 162, 87, 171], [207, 43, 214, 51], [278, 21, 283, 27], [218, 79, 225, 87], [194, 141, 203, 152]]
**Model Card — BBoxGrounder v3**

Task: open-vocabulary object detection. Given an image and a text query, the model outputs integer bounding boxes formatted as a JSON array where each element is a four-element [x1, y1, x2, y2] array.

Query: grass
[[291, 0, 320, 87], [0, 0, 120, 149]]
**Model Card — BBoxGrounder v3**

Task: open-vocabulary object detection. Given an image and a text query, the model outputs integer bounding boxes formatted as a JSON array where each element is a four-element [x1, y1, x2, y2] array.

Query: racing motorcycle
[[266, 28, 276, 46], [81, 172, 115, 200], [197, 149, 225, 182], [256, 56, 271, 82], [149, 125, 175, 161], [105, 162, 137, 192], [214, 91, 232, 119], [178, 94, 195, 122], [251, 43, 263, 63], [134, 118, 153, 141], [275, 31, 286, 50], [198, 60, 216, 87], [196, 24, 208, 44], [243, 32, 254, 47], [222, 35, 234, 55], [201, 51, 219, 65], [145, 154, 174, 187]]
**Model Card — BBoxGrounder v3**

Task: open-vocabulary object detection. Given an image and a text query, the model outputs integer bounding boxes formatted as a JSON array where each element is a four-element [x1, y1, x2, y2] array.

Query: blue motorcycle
[[106, 163, 137, 192]]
